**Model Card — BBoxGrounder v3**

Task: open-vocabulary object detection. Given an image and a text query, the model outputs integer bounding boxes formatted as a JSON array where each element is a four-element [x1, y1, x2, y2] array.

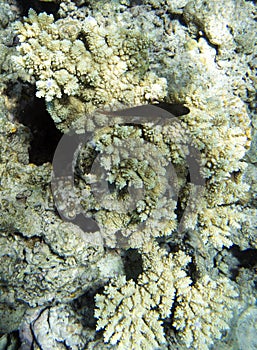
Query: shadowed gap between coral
[[71, 288, 101, 329], [17, 96, 63, 165], [17, 0, 60, 17], [231, 245, 257, 269], [218, 245, 257, 281], [121, 248, 143, 281]]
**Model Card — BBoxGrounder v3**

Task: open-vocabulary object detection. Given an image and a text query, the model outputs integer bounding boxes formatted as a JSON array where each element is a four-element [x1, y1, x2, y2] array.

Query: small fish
[[99, 103, 189, 124]]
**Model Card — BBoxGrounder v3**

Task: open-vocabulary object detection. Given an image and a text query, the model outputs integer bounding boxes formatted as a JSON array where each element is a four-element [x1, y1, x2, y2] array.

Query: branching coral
[[95, 241, 239, 350], [14, 9, 167, 130], [90, 1, 254, 348], [95, 241, 192, 349], [1, 0, 255, 348], [173, 275, 238, 349], [74, 114, 196, 248]]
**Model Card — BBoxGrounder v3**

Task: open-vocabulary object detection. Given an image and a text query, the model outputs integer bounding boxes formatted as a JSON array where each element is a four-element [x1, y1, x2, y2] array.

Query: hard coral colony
[[0, 0, 256, 350]]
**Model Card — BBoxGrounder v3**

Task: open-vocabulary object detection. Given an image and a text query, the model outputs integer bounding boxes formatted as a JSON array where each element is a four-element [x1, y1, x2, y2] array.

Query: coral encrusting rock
[[0, 0, 256, 348]]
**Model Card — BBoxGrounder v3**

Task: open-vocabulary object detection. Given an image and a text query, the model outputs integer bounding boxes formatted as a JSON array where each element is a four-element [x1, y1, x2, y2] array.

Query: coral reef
[[95, 241, 192, 349], [74, 116, 180, 248], [0, 0, 256, 349], [172, 275, 238, 349], [95, 241, 239, 350], [183, 0, 256, 57], [14, 8, 167, 131], [236, 306, 257, 350], [0, 2, 21, 91], [19, 304, 96, 349]]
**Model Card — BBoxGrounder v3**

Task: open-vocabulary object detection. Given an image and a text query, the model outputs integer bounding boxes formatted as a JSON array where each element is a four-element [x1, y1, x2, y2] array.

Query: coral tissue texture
[[14, 8, 167, 130], [0, 0, 256, 349]]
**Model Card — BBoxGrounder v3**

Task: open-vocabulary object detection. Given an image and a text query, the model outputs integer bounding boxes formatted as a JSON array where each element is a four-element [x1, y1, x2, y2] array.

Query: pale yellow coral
[[14, 9, 167, 130], [95, 241, 192, 349], [76, 122, 179, 249], [4, 1, 256, 349], [95, 276, 167, 349], [173, 275, 238, 349], [197, 204, 247, 249]]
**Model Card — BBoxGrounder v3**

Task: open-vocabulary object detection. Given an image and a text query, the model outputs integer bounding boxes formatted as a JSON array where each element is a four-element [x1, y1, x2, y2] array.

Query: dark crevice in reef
[[231, 245, 257, 269], [122, 248, 143, 281], [186, 258, 200, 284], [72, 288, 99, 329], [17, 0, 60, 17], [174, 191, 184, 223], [193, 29, 219, 54], [229, 245, 257, 281], [169, 13, 188, 27], [17, 96, 63, 165]]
